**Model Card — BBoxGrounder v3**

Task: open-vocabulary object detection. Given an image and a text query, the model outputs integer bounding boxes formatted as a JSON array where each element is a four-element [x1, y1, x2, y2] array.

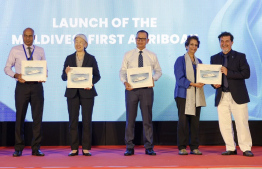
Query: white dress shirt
[[4, 44, 46, 78], [119, 48, 162, 83]]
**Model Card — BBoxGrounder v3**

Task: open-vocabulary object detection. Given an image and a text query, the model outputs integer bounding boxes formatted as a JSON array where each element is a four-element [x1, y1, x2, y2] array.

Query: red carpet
[[0, 146, 262, 169]]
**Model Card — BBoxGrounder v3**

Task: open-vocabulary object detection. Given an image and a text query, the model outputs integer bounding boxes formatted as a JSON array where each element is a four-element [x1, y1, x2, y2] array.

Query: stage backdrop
[[0, 0, 261, 122]]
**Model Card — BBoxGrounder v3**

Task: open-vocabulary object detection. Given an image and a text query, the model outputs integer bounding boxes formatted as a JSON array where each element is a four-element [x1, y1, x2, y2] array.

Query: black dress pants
[[125, 88, 154, 149], [67, 91, 94, 150], [175, 97, 201, 151], [14, 82, 44, 151]]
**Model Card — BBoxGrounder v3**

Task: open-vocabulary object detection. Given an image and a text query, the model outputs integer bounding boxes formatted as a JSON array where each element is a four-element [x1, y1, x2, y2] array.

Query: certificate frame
[[21, 60, 47, 81], [196, 64, 222, 84], [127, 66, 153, 88], [67, 67, 93, 88]]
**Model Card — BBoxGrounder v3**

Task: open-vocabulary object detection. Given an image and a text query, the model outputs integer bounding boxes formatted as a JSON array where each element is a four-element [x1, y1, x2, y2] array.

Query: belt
[[128, 87, 149, 91], [24, 81, 39, 84]]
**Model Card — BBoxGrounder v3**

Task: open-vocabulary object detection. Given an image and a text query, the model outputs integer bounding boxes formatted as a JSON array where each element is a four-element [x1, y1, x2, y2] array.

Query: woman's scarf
[[184, 53, 206, 115]]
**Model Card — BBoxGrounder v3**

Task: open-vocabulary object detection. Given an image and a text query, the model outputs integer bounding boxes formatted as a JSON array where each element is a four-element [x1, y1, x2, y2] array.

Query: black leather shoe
[[243, 151, 254, 157], [32, 150, 45, 156], [221, 150, 237, 155], [124, 149, 134, 156], [13, 150, 22, 157], [82, 150, 92, 156], [68, 150, 78, 156], [145, 148, 156, 155]]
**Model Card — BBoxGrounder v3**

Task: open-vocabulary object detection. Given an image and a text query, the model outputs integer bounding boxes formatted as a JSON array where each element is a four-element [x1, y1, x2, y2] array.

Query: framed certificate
[[127, 66, 153, 88], [196, 64, 222, 84], [21, 60, 47, 81], [67, 67, 93, 88]]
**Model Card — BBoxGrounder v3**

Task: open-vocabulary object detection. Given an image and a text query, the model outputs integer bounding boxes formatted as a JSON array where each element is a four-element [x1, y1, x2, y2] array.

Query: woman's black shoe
[[68, 150, 78, 156], [82, 150, 92, 156]]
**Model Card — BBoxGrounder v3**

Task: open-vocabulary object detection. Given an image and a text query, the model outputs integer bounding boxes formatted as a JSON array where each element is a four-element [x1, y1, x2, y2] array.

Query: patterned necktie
[[27, 47, 32, 60], [223, 54, 228, 88], [138, 51, 143, 67]]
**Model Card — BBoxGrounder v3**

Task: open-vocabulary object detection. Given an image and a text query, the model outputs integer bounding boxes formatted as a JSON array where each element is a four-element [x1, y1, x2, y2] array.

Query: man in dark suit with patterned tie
[[210, 32, 253, 157]]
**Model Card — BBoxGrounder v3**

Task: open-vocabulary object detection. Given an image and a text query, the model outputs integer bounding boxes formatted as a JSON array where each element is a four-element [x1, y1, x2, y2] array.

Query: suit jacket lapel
[[219, 52, 224, 64], [82, 52, 89, 67], [72, 52, 77, 67], [227, 50, 235, 67]]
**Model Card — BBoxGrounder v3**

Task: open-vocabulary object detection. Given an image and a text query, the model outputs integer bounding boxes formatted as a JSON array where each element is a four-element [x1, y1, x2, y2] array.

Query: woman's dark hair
[[185, 35, 200, 48]]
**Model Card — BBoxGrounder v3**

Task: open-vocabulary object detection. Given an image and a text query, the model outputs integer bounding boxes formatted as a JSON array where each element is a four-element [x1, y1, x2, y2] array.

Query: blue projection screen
[[0, 0, 261, 121]]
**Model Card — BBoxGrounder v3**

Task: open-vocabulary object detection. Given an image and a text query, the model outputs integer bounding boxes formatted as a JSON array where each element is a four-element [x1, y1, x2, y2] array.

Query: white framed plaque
[[196, 64, 222, 84], [67, 67, 93, 88], [21, 60, 47, 81], [127, 66, 153, 89]]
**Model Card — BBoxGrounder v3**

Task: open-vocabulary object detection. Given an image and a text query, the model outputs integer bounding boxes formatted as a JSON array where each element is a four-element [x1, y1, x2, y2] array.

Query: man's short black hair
[[185, 35, 200, 48], [136, 30, 148, 39], [218, 32, 234, 41]]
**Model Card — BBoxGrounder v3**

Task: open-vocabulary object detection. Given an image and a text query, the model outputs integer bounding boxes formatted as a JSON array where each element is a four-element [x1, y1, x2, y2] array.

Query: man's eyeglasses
[[136, 38, 147, 41]]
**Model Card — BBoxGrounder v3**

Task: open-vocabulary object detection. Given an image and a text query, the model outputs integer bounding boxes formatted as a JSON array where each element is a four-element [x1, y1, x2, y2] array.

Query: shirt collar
[[221, 50, 232, 57], [23, 44, 34, 48], [136, 48, 146, 53]]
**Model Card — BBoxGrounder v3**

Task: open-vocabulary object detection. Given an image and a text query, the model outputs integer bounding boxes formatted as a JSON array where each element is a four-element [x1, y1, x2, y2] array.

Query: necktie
[[27, 47, 32, 60], [138, 51, 143, 67], [223, 54, 228, 88]]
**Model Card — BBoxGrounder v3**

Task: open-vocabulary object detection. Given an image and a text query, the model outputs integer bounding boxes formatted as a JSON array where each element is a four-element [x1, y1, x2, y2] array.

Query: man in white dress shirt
[[120, 30, 162, 156], [4, 28, 46, 157]]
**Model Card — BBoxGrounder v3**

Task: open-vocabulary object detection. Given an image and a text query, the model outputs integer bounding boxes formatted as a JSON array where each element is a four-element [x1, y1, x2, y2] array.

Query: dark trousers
[[175, 97, 201, 151], [125, 88, 154, 149], [67, 92, 94, 150], [14, 82, 44, 151]]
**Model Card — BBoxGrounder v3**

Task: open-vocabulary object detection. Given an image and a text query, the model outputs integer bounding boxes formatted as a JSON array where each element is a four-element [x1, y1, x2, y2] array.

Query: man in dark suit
[[4, 28, 46, 157], [210, 32, 253, 157]]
